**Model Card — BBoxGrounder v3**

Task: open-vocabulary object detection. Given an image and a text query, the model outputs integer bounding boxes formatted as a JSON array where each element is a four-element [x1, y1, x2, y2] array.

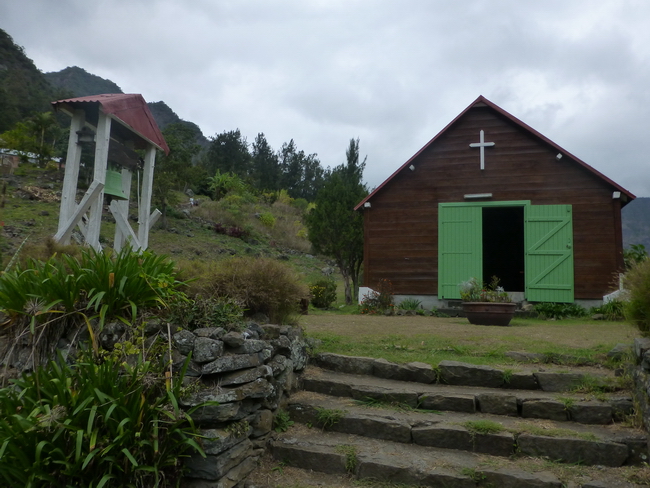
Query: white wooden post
[[53, 180, 104, 244], [57, 109, 85, 243], [113, 167, 133, 252], [138, 145, 156, 250], [86, 112, 111, 250]]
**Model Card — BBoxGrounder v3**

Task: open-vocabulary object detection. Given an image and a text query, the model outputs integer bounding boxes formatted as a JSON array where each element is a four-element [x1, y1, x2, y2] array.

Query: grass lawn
[[300, 313, 639, 368]]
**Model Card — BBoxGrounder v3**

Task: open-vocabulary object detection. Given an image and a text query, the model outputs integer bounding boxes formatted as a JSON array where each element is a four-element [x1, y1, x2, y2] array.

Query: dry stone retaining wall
[[174, 322, 309, 487]]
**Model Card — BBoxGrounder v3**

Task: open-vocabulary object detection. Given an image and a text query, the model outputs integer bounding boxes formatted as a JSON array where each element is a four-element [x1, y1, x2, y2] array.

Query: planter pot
[[462, 302, 516, 326]]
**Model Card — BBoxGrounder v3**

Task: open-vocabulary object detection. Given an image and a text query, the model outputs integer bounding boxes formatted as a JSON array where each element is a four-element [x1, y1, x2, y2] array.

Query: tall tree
[[306, 138, 368, 304], [279, 139, 327, 201], [251, 132, 280, 191], [203, 129, 252, 179]]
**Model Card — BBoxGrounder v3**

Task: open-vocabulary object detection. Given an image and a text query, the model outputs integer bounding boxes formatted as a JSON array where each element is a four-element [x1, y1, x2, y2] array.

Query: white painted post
[[138, 145, 156, 250], [57, 109, 85, 243], [86, 112, 111, 250], [113, 167, 133, 252]]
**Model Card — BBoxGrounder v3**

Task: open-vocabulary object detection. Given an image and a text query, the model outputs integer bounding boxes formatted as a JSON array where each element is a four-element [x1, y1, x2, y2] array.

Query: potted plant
[[459, 276, 516, 326]]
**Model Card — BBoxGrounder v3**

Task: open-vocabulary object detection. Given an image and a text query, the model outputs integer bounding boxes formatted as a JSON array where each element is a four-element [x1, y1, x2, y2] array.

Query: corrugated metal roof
[[52, 93, 169, 155], [355, 95, 635, 210]]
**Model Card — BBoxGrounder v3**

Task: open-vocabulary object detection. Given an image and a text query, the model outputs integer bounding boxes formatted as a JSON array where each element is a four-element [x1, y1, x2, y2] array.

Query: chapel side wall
[[363, 107, 624, 300]]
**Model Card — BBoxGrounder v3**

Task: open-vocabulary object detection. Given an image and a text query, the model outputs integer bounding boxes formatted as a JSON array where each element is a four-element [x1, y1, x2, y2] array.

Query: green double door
[[438, 201, 574, 302]]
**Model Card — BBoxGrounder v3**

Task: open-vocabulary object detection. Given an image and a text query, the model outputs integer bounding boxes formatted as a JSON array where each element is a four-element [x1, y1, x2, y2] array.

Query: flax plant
[[0, 355, 210, 487]]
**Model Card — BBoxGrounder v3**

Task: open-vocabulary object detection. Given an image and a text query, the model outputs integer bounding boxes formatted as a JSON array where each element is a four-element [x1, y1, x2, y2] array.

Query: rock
[[184, 438, 253, 480], [251, 409, 273, 438], [313, 353, 381, 376], [194, 327, 226, 340], [268, 354, 290, 376], [193, 337, 225, 363], [609, 397, 634, 420], [202, 353, 263, 375], [481, 468, 562, 488], [223, 331, 245, 347], [517, 434, 628, 466], [521, 399, 568, 421], [418, 393, 476, 413], [372, 359, 437, 384], [474, 432, 515, 457], [534, 372, 587, 392], [143, 319, 164, 336], [99, 321, 125, 350], [412, 424, 473, 451], [213, 455, 259, 488], [634, 337, 650, 363], [607, 343, 631, 361], [228, 339, 267, 355], [569, 401, 612, 424], [173, 329, 196, 355], [503, 371, 539, 390], [220, 365, 273, 386], [477, 393, 518, 416], [199, 428, 251, 456], [438, 360, 504, 388], [351, 384, 419, 407]]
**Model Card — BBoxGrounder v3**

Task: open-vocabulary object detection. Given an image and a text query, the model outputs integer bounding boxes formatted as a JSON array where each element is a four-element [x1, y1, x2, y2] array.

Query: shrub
[[258, 212, 276, 228], [197, 257, 309, 324], [591, 299, 625, 321], [0, 248, 185, 367], [360, 279, 395, 315], [309, 279, 337, 309], [166, 296, 245, 331], [625, 258, 650, 334], [533, 302, 588, 320], [0, 355, 208, 487], [398, 298, 422, 310]]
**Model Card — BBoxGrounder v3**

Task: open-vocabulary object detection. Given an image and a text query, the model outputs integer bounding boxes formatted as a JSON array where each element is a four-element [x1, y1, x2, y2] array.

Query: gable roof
[[52, 93, 169, 154], [355, 95, 635, 210]]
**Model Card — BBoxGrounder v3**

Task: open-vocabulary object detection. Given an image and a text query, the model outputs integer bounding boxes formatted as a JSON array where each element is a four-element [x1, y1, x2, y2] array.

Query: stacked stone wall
[[175, 323, 308, 487]]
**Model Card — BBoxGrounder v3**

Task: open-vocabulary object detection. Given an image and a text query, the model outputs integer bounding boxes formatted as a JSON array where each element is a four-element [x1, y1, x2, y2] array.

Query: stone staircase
[[266, 353, 649, 488]]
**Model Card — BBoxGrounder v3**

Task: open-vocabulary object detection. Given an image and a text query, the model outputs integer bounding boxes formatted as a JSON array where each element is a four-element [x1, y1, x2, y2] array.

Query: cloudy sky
[[2, 0, 650, 196]]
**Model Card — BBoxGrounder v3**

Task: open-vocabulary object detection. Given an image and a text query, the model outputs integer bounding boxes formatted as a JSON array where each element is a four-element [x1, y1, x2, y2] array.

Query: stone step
[[287, 390, 647, 467], [301, 365, 633, 425], [313, 352, 621, 392], [270, 425, 645, 487]]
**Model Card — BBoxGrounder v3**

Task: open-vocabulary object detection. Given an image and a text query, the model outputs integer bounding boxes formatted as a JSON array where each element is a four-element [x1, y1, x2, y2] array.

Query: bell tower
[[52, 94, 169, 252]]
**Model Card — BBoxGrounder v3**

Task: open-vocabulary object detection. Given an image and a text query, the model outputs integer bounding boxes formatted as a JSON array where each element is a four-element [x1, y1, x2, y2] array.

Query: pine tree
[[306, 138, 368, 304]]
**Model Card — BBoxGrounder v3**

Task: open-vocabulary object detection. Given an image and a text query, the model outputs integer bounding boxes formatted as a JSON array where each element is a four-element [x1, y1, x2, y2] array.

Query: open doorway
[[482, 206, 525, 292]]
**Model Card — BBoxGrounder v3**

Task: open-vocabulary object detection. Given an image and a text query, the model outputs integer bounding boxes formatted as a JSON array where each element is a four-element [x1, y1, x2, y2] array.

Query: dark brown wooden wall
[[363, 106, 625, 300]]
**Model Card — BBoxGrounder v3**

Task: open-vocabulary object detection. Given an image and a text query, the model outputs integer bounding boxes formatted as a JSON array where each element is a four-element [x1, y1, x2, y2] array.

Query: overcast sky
[[2, 0, 649, 196]]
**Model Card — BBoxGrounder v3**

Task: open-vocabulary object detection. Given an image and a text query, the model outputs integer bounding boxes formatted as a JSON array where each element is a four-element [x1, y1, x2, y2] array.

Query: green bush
[[201, 257, 309, 324], [166, 296, 245, 331], [398, 298, 422, 310], [591, 299, 625, 321], [625, 258, 650, 334], [0, 355, 209, 487], [0, 247, 183, 326], [0, 248, 185, 366], [258, 212, 276, 228], [533, 302, 588, 320], [309, 279, 337, 309]]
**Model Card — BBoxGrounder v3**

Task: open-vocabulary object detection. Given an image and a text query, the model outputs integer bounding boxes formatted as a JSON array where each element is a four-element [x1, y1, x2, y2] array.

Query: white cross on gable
[[469, 130, 495, 170]]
